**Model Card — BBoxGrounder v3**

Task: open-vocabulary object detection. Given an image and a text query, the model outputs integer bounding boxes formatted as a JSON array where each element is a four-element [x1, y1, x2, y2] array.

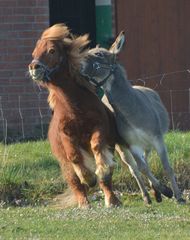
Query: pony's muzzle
[[28, 62, 45, 82], [29, 62, 41, 70]]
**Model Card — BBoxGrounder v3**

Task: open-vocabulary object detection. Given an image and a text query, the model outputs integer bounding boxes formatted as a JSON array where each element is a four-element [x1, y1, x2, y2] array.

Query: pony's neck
[[103, 64, 132, 95], [47, 70, 80, 110], [47, 69, 95, 111], [103, 63, 138, 116]]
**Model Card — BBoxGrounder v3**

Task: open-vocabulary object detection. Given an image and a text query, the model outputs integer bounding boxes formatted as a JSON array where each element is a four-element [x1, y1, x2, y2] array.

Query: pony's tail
[[51, 188, 78, 209]]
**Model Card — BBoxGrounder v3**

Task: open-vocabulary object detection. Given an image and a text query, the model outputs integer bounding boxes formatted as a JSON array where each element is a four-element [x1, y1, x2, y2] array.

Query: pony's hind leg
[[99, 169, 121, 207], [130, 145, 173, 200], [145, 149, 162, 202], [71, 149, 97, 188], [154, 137, 185, 203], [93, 148, 115, 182], [90, 131, 115, 182], [115, 144, 152, 204]]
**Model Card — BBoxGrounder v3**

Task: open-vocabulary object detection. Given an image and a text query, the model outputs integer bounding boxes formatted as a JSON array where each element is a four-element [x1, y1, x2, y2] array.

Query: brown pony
[[29, 23, 121, 208]]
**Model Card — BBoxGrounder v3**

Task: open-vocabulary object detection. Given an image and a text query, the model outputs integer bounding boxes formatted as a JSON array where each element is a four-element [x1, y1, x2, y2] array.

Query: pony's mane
[[41, 23, 70, 40]]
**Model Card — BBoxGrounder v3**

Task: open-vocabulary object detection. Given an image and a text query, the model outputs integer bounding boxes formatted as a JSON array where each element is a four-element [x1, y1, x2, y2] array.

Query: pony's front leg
[[90, 130, 115, 182], [60, 161, 90, 208], [61, 134, 96, 188]]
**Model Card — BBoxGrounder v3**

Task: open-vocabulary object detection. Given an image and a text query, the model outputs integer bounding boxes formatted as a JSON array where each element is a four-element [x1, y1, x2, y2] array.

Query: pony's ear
[[109, 31, 125, 54]]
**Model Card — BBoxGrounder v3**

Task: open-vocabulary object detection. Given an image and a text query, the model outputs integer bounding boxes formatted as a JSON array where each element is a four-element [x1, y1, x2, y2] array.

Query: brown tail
[[51, 188, 78, 209]]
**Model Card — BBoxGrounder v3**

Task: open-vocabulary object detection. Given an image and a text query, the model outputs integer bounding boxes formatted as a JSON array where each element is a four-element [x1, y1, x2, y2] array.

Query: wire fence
[[1, 81, 51, 135], [131, 68, 190, 130], [0, 69, 189, 199], [0, 69, 189, 161], [0, 69, 190, 140]]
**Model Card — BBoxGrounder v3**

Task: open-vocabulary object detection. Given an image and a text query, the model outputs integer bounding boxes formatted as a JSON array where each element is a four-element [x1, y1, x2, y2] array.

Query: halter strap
[[31, 58, 63, 81], [87, 61, 117, 87]]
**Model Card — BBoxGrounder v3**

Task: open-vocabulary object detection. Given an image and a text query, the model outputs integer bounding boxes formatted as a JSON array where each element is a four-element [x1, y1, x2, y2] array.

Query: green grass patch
[[0, 199, 190, 239], [0, 131, 190, 239], [0, 131, 190, 205], [0, 141, 65, 205]]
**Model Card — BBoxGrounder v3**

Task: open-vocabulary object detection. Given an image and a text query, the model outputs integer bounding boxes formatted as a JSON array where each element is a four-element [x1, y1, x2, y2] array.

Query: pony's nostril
[[29, 63, 41, 70], [34, 64, 41, 69]]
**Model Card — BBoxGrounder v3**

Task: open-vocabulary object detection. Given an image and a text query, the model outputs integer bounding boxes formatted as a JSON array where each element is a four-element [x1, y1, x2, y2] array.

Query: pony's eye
[[48, 48, 55, 54]]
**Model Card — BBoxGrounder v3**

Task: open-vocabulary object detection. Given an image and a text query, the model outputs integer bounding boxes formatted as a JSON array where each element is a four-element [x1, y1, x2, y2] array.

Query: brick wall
[[0, 0, 51, 141]]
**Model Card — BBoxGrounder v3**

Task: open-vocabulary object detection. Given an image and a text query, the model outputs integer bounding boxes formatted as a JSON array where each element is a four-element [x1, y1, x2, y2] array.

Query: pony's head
[[29, 23, 89, 84], [81, 31, 125, 87]]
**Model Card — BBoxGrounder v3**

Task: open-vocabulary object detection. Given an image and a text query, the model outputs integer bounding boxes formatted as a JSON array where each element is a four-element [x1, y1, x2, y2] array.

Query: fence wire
[[0, 69, 189, 166]]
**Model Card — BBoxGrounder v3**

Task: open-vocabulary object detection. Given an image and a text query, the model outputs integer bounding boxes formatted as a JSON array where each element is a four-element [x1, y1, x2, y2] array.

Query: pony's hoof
[[106, 195, 122, 208], [151, 187, 162, 203], [160, 184, 173, 198], [177, 198, 186, 204], [143, 195, 152, 205]]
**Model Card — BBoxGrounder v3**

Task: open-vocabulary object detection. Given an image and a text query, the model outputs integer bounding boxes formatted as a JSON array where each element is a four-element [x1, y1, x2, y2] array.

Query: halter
[[31, 58, 63, 82], [86, 61, 117, 88]]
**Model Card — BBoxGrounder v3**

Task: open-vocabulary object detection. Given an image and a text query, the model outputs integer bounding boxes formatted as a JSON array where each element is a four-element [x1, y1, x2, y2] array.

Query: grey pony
[[81, 32, 185, 203]]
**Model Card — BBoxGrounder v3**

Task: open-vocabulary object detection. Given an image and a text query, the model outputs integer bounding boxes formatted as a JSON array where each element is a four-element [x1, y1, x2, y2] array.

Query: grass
[[0, 141, 64, 205], [0, 198, 190, 239], [0, 131, 190, 239], [0, 131, 190, 205]]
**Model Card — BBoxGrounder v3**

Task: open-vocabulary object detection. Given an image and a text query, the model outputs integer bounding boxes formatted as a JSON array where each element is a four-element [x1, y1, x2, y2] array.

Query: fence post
[[169, 90, 175, 130], [95, 0, 112, 47]]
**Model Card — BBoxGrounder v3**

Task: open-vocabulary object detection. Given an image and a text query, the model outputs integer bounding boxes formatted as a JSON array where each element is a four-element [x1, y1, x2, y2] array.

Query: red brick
[[13, 23, 33, 30], [23, 15, 35, 23], [18, 30, 40, 38], [32, 22, 49, 31], [0, 1, 17, 7], [13, 7, 33, 15], [35, 15, 49, 23], [0, 0, 49, 138], [16, 0, 37, 7], [0, 71, 13, 78], [0, 23, 13, 31], [32, 7, 49, 15], [36, 0, 48, 7], [0, 7, 13, 15]]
